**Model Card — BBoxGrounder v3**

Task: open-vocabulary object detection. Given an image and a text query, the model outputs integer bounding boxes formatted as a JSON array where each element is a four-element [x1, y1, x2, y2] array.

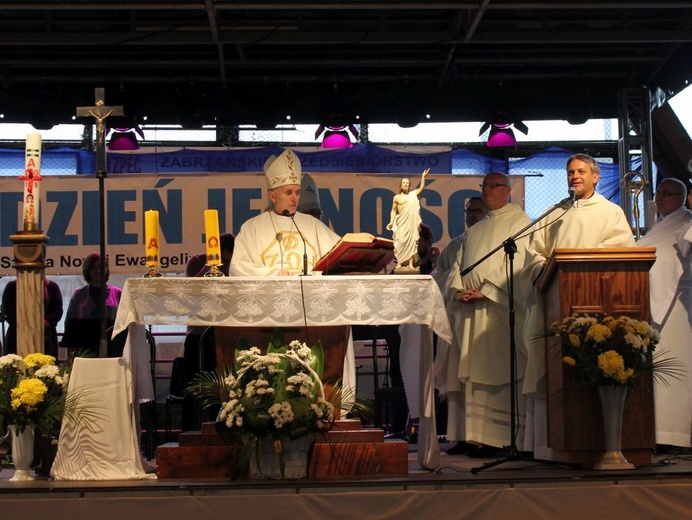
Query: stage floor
[[1, 444, 691, 520], [1, 442, 691, 492]]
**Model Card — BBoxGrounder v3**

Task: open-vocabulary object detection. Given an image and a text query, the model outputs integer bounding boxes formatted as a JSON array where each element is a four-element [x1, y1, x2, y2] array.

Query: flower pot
[[593, 386, 635, 470], [248, 434, 313, 479], [10, 425, 35, 481]]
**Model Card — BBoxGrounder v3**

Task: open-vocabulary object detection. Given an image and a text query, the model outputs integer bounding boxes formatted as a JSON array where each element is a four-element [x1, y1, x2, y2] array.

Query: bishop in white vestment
[[231, 149, 340, 277]]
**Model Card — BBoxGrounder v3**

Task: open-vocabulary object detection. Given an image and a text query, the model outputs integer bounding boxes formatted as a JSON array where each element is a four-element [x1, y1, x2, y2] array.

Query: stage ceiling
[[0, 1, 691, 128]]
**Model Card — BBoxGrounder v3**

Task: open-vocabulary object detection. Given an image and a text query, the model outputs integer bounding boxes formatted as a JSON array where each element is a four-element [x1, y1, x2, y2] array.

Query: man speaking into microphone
[[231, 149, 340, 276], [519, 153, 635, 457]]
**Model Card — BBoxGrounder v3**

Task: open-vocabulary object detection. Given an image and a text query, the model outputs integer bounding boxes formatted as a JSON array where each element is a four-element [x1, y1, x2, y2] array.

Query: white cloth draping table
[[51, 357, 157, 480], [113, 274, 452, 470]]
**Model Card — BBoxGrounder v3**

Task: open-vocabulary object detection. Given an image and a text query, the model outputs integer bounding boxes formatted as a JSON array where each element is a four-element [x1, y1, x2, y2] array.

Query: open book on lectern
[[313, 232, 395, 275]]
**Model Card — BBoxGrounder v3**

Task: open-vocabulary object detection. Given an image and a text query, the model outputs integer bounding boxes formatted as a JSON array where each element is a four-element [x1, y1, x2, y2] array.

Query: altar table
[[114, 275, 452, 470]]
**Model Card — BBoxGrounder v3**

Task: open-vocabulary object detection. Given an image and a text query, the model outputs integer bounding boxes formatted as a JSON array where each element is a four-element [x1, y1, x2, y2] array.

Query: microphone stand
[[461, 194, 580, 473], [0, 304, 5, 356], [281, 210, 310, 333], [283, 210, 309, 276]]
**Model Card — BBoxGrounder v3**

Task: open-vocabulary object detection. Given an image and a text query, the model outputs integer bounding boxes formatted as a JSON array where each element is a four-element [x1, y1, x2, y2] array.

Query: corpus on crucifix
[[76, 87, 123, 176]]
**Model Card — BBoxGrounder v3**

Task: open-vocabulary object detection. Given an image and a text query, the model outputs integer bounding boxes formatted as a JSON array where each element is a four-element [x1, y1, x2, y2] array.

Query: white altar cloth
[[113, 275, 452, 470]]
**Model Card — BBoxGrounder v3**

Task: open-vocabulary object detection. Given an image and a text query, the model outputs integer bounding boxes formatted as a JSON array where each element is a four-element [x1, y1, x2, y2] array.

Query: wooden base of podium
[[550, 448, 651, 469], [156, 420, 409, 479]]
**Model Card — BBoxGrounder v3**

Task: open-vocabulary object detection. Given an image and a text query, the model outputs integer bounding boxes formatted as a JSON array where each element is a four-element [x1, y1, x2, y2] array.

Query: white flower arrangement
[[217, 341, 335, 437], [189, 329, 337, 479]]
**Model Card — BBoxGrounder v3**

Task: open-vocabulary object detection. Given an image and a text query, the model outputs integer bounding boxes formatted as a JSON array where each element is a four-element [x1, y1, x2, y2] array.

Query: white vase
[[10, 425, 35, 481], [248, 434, 313, 479], [593, 386, 635, 470]]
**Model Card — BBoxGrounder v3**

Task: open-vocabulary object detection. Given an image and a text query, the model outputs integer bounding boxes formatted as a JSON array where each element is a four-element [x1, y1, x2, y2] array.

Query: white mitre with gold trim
[[264, 149, 303, 189]]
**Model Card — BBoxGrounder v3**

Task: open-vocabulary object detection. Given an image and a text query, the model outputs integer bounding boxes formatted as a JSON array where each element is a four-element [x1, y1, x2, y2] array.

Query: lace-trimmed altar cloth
[[113, 275, 451, 338], [113, 275, 451, 470]]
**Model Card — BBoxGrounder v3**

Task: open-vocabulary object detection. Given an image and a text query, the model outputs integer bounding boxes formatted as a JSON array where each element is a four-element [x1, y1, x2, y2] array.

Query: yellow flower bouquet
[[549, 313, 681, 387], [0, 353, 70, 435]]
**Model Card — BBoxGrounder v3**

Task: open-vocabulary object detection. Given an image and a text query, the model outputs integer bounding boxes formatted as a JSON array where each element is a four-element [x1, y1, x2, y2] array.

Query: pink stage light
[[486, 123, 518, 147], [107, 119, 145, 150], [321, 129, 354, 149], [315, 114, 360, 148]]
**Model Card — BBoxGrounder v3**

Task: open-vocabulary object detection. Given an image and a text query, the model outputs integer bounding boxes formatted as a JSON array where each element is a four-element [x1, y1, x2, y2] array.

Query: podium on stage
[[537, 247, 657, 467]]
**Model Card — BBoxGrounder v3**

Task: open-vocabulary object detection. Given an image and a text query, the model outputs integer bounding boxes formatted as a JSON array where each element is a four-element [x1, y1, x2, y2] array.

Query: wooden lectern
[[537, 247, 656, 467]]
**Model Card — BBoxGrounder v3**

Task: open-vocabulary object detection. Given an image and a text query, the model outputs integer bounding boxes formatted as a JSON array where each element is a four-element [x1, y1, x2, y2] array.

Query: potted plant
[[549, 313, 683, 469], [190, 329, 336, 479], [0, 353, 71, 480]]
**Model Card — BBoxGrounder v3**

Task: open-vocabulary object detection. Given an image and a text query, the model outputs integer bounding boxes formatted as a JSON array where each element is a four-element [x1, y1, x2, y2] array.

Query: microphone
[[557, 187, 577, 207], [282, 209, 309, 275], [568, 187, 577, 203]]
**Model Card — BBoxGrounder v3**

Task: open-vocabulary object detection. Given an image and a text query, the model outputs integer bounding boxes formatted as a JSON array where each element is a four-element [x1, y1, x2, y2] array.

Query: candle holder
[[144, 265, 163, 278], [204, 264, 224, 277]]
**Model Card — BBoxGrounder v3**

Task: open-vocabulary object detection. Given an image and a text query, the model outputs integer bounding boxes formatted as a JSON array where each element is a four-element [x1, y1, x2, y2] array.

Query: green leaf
[[231, 437, 255, 480], [267, 328, 287, 354], [310, 340, 325, 380], [186, 364, 234, 410], [247, 410, 272, 433], [275, 437, 286, 478], [289, 396, 312, 421]]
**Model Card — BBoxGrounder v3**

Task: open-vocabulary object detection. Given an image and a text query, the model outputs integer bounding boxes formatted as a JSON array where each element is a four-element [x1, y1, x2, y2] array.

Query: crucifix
[[76, 88, 123, 177], [76, 88, 123, 357]]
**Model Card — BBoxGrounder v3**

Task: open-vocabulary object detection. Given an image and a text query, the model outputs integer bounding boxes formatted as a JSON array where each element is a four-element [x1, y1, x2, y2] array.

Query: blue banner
[[106, 146, 284, 174], [296, 144, 451, 173], [103, 144, 450, 175]]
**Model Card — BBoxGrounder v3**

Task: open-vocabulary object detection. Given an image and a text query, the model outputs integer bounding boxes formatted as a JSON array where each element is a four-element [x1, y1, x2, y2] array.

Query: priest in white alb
[[520, 153, 635, 457], [447, 172, 531, 454], [637, 177, 692, 449], [432, 196, 486, 454]]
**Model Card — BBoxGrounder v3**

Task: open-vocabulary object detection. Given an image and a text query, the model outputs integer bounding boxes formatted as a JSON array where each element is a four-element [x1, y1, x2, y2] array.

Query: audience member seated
[[1, 278, 63, 358], [61, 252, 122, 357]]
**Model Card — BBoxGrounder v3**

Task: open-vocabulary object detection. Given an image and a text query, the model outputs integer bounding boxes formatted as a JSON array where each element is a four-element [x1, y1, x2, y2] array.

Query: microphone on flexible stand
[[282, 209, 309, 276], [568, 187, 577, 205], [556, 187, 578, 207]]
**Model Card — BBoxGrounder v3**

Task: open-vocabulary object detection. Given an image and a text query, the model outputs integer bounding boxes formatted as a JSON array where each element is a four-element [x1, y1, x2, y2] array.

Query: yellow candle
[[145, 210, 160, 266], [204, 209, 221, 265]]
